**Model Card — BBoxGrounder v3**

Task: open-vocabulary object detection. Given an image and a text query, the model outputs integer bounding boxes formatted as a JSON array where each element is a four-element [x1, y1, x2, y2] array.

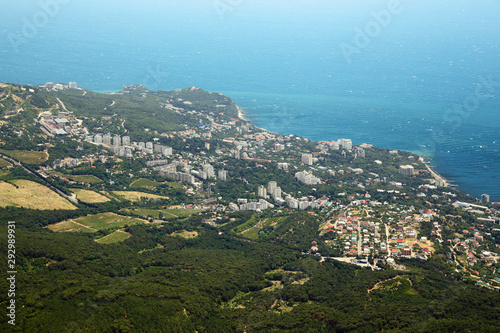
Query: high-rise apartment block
[[203, 164, 215, 178], [258, 185, 267, 198], [122, 136, 131, 146], [103, 134, 112, 145], [481, 194, 490, 204], [399, 165, 414, 176], [268, 181, 277, 195], [301, 153, 313, 165], [218, 169, 228, 181], [113, 135, 121, 147], [338, 138, 353, 150]]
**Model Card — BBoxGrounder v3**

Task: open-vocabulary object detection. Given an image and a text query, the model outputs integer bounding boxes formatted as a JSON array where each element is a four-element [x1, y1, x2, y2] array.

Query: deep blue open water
[[1, 0, 499, 201]]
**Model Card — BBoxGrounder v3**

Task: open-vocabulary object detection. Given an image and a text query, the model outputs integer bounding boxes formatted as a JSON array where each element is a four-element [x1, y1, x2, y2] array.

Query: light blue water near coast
[[0, 0, 499, 201]]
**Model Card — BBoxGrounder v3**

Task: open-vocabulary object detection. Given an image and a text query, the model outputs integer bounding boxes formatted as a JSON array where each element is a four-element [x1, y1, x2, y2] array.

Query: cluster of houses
[[322, 210, 435, 259]]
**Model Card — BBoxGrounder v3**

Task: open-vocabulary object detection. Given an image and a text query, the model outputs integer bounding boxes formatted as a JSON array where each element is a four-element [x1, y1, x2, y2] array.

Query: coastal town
[[3, 0, 500, 330], [1, 81, 500, 332], [1, 82, 500, 291]]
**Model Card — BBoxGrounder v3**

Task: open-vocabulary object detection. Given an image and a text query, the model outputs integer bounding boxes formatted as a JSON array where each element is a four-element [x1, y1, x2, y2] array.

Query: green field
[[130, 178, 160, 189], [69, 175, 103, 183], [71, 188, 111, 203], [53, 172, 103, 183], [163, 181, 184, 189], [237, 216, 287, 240], [233, 215, 258, 234], [122, 208, 201, 219], [0, 149, 49, 164], [111, 191, 169, 202], [48, 212, 146, 233], [96, 231, 132, 244], [370, 276, 419, 296]]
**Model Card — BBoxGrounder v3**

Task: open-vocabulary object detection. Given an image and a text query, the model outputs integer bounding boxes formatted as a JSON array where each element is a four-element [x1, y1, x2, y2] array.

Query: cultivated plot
[[0, 180, 77, 210]]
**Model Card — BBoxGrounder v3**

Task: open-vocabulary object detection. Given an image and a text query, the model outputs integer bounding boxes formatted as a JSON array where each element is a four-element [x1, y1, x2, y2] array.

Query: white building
[[159, 171, 195, 184], [229, 203, 240, 211], [338, 138, 352, 150], [258, 185, 267, 198], [103, 134, 112, 145], [274, 143, 285, 152], [122, 136, 131, 146], [233, 149, 241, 159], [203, 164, 215, 178], [295, 170, 321, 185], [299, 201, 310, 210], [277, 162, 289, 171], [268, 181, 277, 195], [399, 165, 414, 176], [153, 144, 164, 153], [287, 198, 299, 209], [113, 135, 121, 147], [240, 199, 274, 211], [301, 153, 313, 165], [218, 169, 228, 181], [162, 146, 173, 156], [273, 187, 282, 199]]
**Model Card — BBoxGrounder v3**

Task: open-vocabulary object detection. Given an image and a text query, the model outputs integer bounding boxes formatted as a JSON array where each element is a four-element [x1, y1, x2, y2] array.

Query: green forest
[[1, 211, 499, 332]]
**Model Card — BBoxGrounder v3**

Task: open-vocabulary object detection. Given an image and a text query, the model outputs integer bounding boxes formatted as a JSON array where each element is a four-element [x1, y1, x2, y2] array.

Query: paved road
[[56, 97, 69, 112], [320, 256, 380, 270], [357, 218, 362, 256]]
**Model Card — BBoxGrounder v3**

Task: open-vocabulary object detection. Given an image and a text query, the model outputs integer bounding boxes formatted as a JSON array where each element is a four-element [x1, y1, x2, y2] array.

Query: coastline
[[239, 102, 461, 194], [4, 80, 486, 200], [237, 106, 248, 122], [237, 105, 269, 133], [422, 159, 450, 188]]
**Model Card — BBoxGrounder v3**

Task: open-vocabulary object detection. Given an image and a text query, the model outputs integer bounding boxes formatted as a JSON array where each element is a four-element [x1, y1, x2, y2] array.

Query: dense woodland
[[1, 212, 500, 332]]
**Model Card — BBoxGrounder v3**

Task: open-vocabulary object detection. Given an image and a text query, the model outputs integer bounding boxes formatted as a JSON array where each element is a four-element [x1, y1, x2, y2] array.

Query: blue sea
[[1, 0, 499, 201]]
